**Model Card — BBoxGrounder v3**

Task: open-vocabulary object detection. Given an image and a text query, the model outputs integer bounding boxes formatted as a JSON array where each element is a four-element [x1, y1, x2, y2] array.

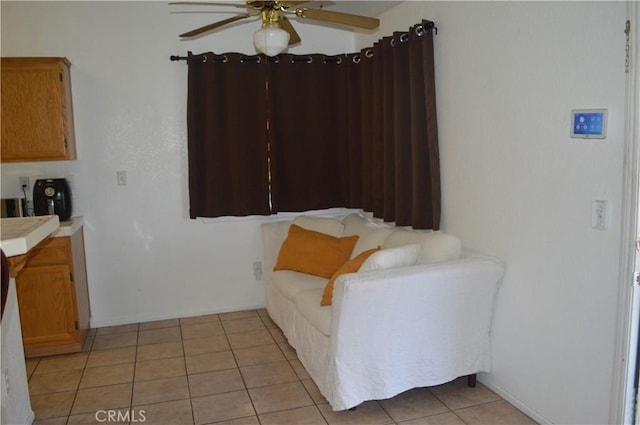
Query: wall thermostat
[[571, 109, 607, 139]]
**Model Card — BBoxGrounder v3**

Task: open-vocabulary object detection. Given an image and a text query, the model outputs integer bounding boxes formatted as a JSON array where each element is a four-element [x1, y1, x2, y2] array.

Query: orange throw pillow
[[321, 247, 380, 306], [274, 224, 359, 278]]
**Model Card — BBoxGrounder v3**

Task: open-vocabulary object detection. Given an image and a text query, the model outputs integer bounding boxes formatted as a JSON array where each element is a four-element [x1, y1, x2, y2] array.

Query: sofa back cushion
[[359, 244, 421, 272], [292, 215, 344, 237], [320, 247, 380, 306], [274, 224, 358, 278], [383, 230, 461, 264], [342, 214, 394, 258]]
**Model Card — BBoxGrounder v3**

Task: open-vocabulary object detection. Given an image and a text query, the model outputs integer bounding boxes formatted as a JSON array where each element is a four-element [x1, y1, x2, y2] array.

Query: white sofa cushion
[[295, 289, 331, 336], [293, 215, 344, 237], [359, 244, 421, 272], [383, 229, 462, 264], [342, 213, 394, 258], [272, 270, 328, 302]]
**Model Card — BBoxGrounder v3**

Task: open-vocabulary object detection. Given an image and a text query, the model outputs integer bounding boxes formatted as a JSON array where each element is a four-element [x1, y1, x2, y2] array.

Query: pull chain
[[625, 20, 631, 74]]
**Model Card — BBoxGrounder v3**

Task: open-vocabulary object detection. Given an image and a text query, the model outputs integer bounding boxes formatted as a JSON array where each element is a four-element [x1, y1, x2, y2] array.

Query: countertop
[[0, 215, 60, 257], [52, 216, 84, 237]]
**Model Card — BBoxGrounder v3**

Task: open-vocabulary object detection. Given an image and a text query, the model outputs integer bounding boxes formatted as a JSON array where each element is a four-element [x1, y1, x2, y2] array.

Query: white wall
[[0, 1, 358, 327], [356, 2, 627, 424]]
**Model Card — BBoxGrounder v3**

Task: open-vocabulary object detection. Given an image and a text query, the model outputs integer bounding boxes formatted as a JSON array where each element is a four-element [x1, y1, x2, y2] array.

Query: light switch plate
[[592, 200, 608, 230]]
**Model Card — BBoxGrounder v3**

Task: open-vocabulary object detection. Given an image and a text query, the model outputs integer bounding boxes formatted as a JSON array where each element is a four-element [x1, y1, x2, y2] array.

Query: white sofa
[[261, 213, 505, 411]]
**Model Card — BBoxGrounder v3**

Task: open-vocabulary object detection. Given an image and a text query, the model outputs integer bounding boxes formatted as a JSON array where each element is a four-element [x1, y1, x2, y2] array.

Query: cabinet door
[[1, 57, 76, 162], [15, 265, 78, 347]]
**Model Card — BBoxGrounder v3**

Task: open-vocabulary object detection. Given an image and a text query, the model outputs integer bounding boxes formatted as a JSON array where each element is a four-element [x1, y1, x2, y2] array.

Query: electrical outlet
[[2, 368, 10, 394], [19, 176, 30, 192], [253, 261, 263, 280]]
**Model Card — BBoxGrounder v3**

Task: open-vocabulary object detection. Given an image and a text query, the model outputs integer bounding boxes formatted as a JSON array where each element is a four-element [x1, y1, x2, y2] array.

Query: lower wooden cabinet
[[15, 226, 90, 357]]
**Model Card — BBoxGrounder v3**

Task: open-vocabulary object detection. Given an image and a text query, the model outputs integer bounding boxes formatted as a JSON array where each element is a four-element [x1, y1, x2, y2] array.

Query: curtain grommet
[[415, 24, 425, 37], [291, 56, 313, 64], [365, 49, 374, 58], [400, 33, 409, 43], [353, 55, 361, 63], [324, 56, 342, 64], [240, 55, 260, 63]]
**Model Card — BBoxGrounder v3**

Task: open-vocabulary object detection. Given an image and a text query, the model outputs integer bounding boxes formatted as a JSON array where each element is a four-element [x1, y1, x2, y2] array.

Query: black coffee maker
[[33, 178, 72, 221]]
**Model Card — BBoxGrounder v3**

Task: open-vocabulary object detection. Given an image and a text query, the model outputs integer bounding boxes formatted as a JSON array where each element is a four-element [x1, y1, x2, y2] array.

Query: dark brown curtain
[[345, 50, 372, 210], [186, 52, 271, 218], [185, 20, 440, 229], [268, 54, 351, 212], [346, 20, 440, 229]]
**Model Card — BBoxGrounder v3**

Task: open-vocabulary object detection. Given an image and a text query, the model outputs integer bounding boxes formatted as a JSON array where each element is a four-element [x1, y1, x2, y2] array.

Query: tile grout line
[[129, 323, 140, 422], [177, 320, 198, 425], [227, 313, 263, 425], [67, 334, 93, 422], [256, 313, 330, 425]]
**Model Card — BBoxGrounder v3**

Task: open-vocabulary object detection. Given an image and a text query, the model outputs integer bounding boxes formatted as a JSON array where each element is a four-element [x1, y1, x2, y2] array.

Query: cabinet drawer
[[26, 237, 71, 267]]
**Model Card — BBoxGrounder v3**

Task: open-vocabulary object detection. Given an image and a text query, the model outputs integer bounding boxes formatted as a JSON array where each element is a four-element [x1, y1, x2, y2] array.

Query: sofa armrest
[[331, 255, 505, 350], [326, 255, 505, 405]]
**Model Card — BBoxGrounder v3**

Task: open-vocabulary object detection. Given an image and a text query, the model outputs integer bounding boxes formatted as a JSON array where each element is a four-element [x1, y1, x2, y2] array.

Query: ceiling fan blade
[[169, 1, 249, 8], [279, 16, 301, 45], [281, 1, 312, 6], [179, 13, 254, 38], [295, 8, 379, 30]]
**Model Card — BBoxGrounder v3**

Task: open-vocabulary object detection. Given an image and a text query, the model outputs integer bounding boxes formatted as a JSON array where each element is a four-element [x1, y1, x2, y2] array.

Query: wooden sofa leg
[[467, 374, 477, 388]]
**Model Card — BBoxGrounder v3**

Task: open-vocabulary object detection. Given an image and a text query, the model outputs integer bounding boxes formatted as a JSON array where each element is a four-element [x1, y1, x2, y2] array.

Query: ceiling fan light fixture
[[253, 23, 290, 56]]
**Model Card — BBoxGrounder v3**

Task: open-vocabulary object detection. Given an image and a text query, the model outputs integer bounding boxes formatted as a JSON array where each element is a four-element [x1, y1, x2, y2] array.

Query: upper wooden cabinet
[[1, 57, 77, 162]]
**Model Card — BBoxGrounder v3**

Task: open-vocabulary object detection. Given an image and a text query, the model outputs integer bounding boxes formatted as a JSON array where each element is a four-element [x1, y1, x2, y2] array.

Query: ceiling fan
[[170, 1, 380, 56]]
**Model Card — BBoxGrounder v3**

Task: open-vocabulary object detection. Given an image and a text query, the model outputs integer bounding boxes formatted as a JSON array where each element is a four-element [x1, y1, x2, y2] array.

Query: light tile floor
[[27, 309, 537, 425]]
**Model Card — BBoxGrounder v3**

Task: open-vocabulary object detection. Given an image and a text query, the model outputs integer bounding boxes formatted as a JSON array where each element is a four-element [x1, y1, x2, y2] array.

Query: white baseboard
[[478, 375, 551, 425], [89, 303, 267, 328]]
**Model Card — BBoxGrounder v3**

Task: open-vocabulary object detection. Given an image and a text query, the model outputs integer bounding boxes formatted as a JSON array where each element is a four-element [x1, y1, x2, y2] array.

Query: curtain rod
[[169, 53, 343, 63]]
